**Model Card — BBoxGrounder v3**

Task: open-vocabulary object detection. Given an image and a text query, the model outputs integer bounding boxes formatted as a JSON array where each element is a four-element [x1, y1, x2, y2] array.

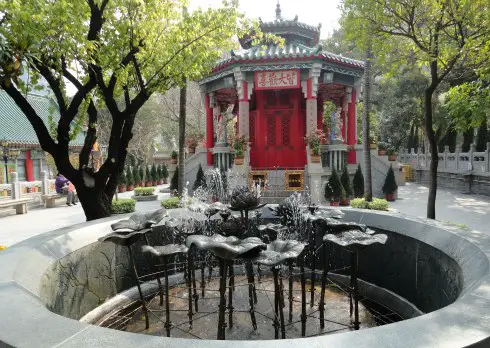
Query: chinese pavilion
[[198, 4, 364, 203]]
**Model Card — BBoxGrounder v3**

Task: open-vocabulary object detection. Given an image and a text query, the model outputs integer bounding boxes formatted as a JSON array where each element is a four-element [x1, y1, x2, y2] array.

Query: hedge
[[350, 197, 389, 211], [134, 187, 156, 196], [161, 197, 180, 209], [111, 198, 136, 214]]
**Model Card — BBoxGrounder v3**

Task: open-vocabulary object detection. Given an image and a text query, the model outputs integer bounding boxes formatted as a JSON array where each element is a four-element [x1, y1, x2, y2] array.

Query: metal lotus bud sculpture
[[205, 202, 229, 219], [257, 223, 287, 243], [229, 186, 265, 212], [220, 216, 246, 238]]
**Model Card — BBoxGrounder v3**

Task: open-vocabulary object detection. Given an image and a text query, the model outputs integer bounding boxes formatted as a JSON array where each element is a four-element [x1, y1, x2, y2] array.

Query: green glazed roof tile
[[0, 90, 85, 147]]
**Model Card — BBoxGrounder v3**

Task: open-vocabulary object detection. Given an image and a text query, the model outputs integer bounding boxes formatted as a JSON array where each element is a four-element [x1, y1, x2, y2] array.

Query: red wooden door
[[249, 90, 306, 168]]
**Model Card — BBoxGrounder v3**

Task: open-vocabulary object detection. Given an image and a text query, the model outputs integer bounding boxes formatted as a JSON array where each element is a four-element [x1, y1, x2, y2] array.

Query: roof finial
[[275, 1, 281, 21]]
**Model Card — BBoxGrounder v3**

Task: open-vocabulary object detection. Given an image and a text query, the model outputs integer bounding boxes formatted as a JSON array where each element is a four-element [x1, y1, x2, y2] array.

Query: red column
[[341, 96, 346, 143], [347, 89, 357, 163], [25, 149, 34, 181], [205, 95, 214, 165]]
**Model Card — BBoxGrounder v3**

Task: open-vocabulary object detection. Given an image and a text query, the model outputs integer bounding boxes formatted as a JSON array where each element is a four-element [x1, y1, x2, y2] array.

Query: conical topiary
[[126, 167, 134, 187], [117, 170, 126, 186], [162, 164, 169, 180], [145, 166, 152, 184], [151, 164, 158, 182], [170, 168, 179, 191], [324, 168, 343, 202], [382, 165, 398, 195], [353, 164, 364, 198], [134, 166, 141, 186], [139, 166, 144, 183], [340, 165, 353, 197], [157, 164, 163, 181], [193, 164, 207, 191]]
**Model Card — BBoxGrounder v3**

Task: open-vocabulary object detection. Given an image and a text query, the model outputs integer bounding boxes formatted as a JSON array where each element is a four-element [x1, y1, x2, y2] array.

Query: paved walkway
[[0, 186, 169, 247], [1, 183, 490, 247]]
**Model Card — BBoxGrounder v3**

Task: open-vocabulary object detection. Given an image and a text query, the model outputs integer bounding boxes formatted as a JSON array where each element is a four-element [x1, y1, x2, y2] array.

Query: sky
[[188, 0, 343, 39]]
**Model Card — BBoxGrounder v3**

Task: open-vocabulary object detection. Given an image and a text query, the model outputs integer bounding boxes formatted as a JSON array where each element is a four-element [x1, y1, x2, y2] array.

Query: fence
[[0, 171, 56, 201], [399, 143, 490, 175]]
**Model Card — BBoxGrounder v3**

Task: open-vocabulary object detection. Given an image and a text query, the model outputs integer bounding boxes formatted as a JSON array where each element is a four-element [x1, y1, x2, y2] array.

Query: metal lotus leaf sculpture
[[257, 223, 288, 243], [98, 230, 147, 247], [111, 208, 167, 231], [323, 229, 387, 253], [186, 234, 266, 260], [142, 244, 189, 257], [255, 239, 306, 267], [229, 186, 265, 211], [269, 201, 294, 222], [220, 216, 246, 238]]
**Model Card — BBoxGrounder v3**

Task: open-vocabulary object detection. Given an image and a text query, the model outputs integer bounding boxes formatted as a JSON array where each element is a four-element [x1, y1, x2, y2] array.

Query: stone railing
[[399, 143, 490, 175], [0, 171, 56, 201]]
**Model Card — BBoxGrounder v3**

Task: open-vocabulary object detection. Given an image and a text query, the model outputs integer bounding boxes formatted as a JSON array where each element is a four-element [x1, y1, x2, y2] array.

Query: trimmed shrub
[[151, 164, 158, 181], [170, 168, 178, 191], [157, 164, 163, 180], [350, 197, 389, 211], [171, 150, 178, 159], [353, 164, 364, 198], [161, 197, 181, 209], [111, 198, 136, 214], [340, 165, 353, 197], [382, 165, 398, 195], [139, 166, 144, 183], [117, 171, 126, 185], [134, 187, 156, 196], [193, 164, 207, 191], [324, 168, 343, 202]]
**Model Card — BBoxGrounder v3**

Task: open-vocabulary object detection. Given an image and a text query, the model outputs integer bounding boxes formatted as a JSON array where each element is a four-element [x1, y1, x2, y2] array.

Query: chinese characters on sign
[[255, 70, 300, 90]]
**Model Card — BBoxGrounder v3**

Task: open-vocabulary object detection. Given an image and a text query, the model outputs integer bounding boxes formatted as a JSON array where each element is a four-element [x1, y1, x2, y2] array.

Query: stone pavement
[[0, 186, 170, 247], [1, 183, 490, 248]]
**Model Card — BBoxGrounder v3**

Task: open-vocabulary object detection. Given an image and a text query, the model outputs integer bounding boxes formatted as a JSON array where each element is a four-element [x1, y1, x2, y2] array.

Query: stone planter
[[171, 158, 177, 164], [145, 181, 152, 187], [329, 201, 340, 207], [234, 157, 244, 165], [369, 143, 377, 150], [131, 194, 158, 201], [153, 181, 158, 186], [126, 185, 134, 191], [117, 185, 126, 193], [378, 149, 386, 156], [340, 198, 350, 206], [188, 147, 196, 154], [388, 155, 397, 161]]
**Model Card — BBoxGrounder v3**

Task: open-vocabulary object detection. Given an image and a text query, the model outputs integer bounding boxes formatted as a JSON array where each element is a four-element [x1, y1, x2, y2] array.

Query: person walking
[[55, 173, 77, 206]]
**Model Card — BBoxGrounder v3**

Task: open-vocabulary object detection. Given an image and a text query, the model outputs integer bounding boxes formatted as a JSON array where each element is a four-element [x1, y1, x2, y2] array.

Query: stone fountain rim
[[1, 209, 490, 347]]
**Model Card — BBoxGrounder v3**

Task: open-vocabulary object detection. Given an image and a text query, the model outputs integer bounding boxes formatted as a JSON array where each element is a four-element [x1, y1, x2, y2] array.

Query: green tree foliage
[[324, 168, 343, 202], [382, 165, 398, 195], [341, 0, 490, 219], [340, 165, 353, 197], [193, 164, 207, 191], [0, 0, 267, 220], [170, 168, 179, 191], [353, 164, 364, 198], [476, 120, 489, 152]]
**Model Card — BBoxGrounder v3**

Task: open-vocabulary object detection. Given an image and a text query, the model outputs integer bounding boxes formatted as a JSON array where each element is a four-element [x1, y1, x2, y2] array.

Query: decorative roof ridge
[[320, 50, 364, 67], [260, 19, 321, 33]]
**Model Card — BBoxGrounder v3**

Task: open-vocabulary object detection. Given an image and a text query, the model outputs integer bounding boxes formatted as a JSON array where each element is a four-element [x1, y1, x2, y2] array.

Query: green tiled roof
[[0, 90, 85, 147], [214, 43, 364, 70]]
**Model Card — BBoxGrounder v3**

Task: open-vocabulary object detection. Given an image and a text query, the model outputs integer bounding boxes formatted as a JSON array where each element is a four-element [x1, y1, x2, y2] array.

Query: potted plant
[[171, 150, 178, 164], [369, 136, 377, 150], [126, 167, 134, 191], [324, 168, 343, 206], [151, 164, 158, 186], [230, 134, 248, 165], [352, 164, 364, 198], [377, 142, 387, 155], [145, 166, 152, 187], [387, 147, 397, 161], [133, 166, 142, 187], [304, 129, 326, 163], [117, 171, 127, 193], [382, 165, 398, 201], [185, 132, 202, 154], [162, 164, 169, 184], [340, 165, 353, 206]]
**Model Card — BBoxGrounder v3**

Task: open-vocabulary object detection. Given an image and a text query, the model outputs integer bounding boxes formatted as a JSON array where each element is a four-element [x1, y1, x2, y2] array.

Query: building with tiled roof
[[196, 3, 365, 204], [0, 90, 85, 183]]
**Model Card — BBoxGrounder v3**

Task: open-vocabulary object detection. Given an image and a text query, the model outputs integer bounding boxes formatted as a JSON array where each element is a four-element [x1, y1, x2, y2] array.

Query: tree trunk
[[77, 186, 112, 221], [424, 86, 438, 220], [362, 43, 373, 202], [178, 82, 187, 196]]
